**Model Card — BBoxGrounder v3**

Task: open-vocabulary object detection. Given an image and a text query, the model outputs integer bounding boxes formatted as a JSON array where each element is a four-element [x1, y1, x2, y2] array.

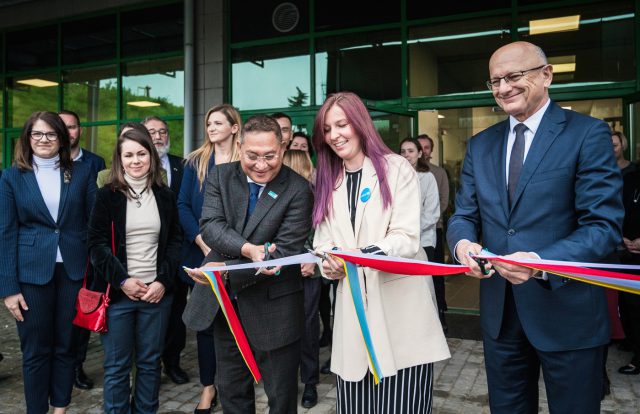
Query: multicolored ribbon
[[334, 256, 383, 383], [198, 269, 261, 383]]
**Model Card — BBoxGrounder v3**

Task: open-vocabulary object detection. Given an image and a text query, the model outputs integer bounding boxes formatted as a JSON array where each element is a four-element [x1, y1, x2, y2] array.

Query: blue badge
[[268, 191, 278, 199], [360, 188, 371, 202]]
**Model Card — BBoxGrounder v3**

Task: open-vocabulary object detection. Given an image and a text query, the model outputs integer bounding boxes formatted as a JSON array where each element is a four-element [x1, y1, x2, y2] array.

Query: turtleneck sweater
[[33, 154, 63, 262], [123, 173, 160, 284]]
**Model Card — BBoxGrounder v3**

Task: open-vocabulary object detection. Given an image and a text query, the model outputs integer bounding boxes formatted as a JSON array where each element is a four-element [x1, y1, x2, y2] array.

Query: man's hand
[[140, 281, 166, 303], [490, 252, 539, 284], [195, 234, 212, 256], [301, 263, 316, 277], [184, 262, 225, 285], [241, 242, 276, 262], [456, 240, 494, 279], [4, 293, 28, 322], [121, 278, 149, 301]]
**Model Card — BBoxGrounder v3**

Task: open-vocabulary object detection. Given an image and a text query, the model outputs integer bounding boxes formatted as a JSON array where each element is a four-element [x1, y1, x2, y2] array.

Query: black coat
[[87, 184, 183, 303]]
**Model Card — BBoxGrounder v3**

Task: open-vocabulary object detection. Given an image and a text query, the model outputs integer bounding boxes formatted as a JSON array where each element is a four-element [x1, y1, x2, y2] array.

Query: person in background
[[313, 92, 450, 413], [0, 111, 97, 414], [417, 133, 450, 331], [283, 149, 320, 408], [58, 109, 106, 391], [179, 103, 241, 414], [87, 127, 183, 414], [141, 115, 188, 385], [448, 41, 623, 413], [400, 138, 440, 261], [612, 131, 636, 176], [272, 112, 293, 148]]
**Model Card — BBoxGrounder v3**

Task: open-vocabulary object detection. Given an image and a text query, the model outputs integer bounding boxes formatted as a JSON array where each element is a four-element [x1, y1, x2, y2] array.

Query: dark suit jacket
[[0, 162, 97, 297], [447, 101, 624, 352], [167, 154, 184, 195], [183, 162, 313, 351], [87, 184, 184, 303], [77, 149, 106, 180]]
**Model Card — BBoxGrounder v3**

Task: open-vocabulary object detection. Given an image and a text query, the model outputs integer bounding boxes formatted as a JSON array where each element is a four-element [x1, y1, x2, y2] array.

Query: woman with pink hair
[[312, 92, 449, 413]]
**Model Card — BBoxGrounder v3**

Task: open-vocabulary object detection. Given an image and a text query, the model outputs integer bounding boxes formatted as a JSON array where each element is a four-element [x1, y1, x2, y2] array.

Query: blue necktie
[[247, 182, 261, 217], [508, 123, 527, 207]]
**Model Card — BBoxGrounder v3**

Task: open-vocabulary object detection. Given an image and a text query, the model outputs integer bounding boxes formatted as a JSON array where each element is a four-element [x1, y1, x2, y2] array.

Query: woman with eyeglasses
[[179, 104, 241, 414], [0, 111, 97, 414], [312, 92, 449, 413]]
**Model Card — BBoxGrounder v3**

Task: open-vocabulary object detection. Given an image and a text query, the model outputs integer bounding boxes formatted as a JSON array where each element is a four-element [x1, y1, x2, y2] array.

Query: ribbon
[[197, 269, 262, 383], [336, 257, 383, 383]]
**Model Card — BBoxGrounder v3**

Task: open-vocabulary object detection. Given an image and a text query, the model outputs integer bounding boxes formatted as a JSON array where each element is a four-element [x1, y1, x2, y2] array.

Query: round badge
[[360, 187, 371, 202]]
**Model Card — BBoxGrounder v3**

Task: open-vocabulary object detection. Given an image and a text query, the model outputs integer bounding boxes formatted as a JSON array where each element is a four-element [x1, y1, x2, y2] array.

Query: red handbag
[[73, 222, 114, 333]]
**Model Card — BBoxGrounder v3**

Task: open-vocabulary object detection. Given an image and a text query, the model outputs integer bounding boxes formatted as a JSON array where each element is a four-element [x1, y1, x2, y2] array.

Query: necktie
[[247, 182, 261, 217], [508, 123, 527, 207]]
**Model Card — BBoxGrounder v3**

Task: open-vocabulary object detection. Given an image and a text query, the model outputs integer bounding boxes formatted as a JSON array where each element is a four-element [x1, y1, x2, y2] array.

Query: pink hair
[[312, 92, 393, 227]]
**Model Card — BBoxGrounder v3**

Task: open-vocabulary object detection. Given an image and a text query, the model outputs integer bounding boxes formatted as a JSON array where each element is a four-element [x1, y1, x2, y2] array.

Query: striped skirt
[[336, 363, 434, 414]]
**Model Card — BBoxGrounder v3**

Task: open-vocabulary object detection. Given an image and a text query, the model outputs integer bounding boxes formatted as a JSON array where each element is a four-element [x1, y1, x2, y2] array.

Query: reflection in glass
[[370, 112, 413, 151], [408, 17, 511, 96], [62, 14, 116, 65], [519, 1, 634, 86], [316, 31, 401, 103], [232, 42, 310, 111], [9, 74, 59, 127], [82, 125, 118, 167], [63, 66, 118, 122], [164, 119, 185, 159], [123, 57, 184, 119]]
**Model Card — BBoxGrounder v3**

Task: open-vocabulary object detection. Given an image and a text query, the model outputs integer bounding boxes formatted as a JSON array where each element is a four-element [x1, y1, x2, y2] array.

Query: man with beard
[[59, 110, 106, 180], [58, 110, 106, 391], [142, 116, 184, 195]]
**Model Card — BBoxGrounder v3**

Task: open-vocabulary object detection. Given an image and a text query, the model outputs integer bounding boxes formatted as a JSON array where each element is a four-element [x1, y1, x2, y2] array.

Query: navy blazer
[[77, 149, 106, 180], [0, 162, 97, 297], [447, 101, 624, 351], [87, 184, 184, 303], [167, 153, 184, 195], [177, 156, 215, 269]]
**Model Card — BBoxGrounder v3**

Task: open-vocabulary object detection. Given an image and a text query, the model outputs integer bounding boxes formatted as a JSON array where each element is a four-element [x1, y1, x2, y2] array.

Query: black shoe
[[320, 358, 331, 375], [74, 366, 94, 390], [319, 330, 332, 348], [194, 385, 218, 414], [301, 384, 318, 408], [618, 364, 640, 375], [165, 365, 190, 384], [439, 309, 448, 334]]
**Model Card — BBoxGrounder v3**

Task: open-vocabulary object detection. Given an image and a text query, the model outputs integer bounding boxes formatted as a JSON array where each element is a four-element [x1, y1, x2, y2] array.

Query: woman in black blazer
[[87, 127, 183, 414]]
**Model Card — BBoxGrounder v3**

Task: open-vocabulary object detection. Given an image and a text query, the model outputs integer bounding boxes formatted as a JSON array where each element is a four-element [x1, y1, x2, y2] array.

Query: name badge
[[360, 188, 371, 203], [268, 191, 278, 199]]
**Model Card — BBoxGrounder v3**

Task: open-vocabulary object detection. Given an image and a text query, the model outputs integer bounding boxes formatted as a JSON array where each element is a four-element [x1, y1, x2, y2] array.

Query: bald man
[[447, 41, 623, 413]]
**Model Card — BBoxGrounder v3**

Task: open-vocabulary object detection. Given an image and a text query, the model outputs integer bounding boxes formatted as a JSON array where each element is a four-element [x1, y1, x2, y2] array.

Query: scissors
[[255, 242, 280, 275]]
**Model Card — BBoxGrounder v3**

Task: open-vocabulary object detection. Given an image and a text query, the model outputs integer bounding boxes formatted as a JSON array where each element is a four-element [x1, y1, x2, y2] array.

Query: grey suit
[[183, 161, 313, 413]]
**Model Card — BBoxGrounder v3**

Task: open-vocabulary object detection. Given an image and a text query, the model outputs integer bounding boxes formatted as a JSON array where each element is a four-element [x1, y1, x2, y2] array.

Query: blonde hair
[[187, 104, 242, 190], [283, 150, 314, 182]]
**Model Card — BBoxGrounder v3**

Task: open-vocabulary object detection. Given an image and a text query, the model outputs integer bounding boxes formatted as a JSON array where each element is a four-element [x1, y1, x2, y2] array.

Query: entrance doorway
[[421, 97, 623, 313]]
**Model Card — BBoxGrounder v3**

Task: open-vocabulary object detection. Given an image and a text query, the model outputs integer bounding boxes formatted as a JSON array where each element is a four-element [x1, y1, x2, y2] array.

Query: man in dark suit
[[447, 41, 623, 414], [58, 109, 106, 390], [183, 115, 313, 413], [141, 115, 189, 384]]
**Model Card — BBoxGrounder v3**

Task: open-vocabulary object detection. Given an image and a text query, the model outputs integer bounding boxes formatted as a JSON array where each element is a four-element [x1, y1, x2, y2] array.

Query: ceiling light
[[529, 15, 580, 35], [17, 78, 58, 87], [548, 55, 576, 74], [437, 115, 445, 119], [127, 101, 161, 107]]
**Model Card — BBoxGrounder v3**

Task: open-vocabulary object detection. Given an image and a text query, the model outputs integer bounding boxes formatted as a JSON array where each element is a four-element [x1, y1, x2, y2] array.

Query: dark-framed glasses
[[30, 131, 59, 141], [486, 65, 548, 90], [243, 152, 279, 163], [148, 129, 168, 137]]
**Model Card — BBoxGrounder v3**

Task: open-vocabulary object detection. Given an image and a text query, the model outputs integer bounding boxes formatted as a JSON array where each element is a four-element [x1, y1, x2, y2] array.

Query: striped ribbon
[[198, 269, 261, 383]]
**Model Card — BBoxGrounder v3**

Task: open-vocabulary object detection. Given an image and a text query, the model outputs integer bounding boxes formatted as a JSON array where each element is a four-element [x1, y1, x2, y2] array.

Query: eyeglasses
[[30, 131, 59, 141], [243, 152, 279, 163], [147, 129, 168, 137], [486, 65, 548, 90]]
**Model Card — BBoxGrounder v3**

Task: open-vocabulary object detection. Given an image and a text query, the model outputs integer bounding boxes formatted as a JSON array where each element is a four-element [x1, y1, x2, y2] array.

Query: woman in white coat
[[312, 92, 449, 414]]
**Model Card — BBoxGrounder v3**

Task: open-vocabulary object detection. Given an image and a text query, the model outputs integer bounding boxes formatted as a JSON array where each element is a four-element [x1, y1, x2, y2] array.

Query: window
[[6, 25, 57, 72], [121, 3, 183, 57], [62, 14, 117, 65], [230, 0, 309, 43], [8, 73, 58, 127], [63, 66, 118, 122]]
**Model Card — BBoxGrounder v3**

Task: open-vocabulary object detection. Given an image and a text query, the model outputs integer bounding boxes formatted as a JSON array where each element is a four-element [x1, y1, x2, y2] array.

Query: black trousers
[[214, 310, 300, 414], [619, 290, 640, 366], [197, 321, 216, 386], [162, 278, 189, 368], [300, 277, 321, 385], [432, 228, 447, 312], [17, 264, 82, 414]]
